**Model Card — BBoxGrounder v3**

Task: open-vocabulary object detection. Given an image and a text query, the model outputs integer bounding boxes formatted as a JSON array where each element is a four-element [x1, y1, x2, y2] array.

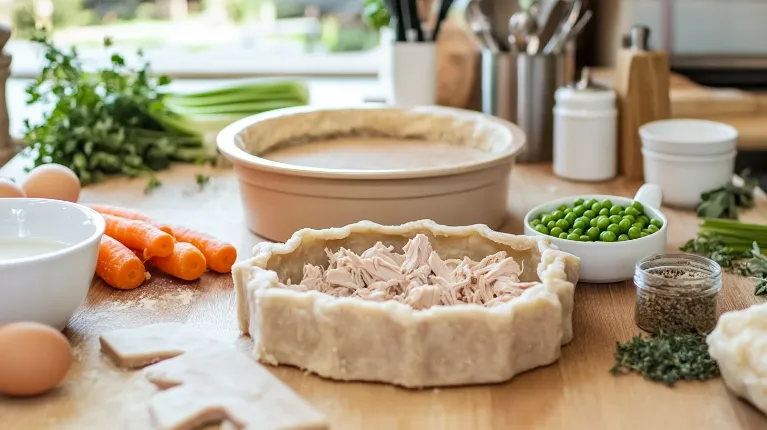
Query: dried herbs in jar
[[634, 254, 722, 334]]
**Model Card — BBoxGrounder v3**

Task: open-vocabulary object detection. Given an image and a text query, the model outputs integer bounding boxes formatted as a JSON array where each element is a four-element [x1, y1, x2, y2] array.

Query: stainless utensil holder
[[481, 51, 565, 163]]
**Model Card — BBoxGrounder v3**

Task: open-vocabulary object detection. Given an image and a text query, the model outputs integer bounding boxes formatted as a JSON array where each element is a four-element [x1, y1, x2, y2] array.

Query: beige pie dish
[[217, 105, 526, 242], [233, 220, 580, 388]]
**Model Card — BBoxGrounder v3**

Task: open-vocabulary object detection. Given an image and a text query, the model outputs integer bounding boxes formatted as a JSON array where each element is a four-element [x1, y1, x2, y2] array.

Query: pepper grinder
[[0, 24, 12, 166], [613, 25, 670, 181]]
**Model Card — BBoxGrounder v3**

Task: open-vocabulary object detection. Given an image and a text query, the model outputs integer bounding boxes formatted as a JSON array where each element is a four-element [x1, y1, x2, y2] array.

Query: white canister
[[553, 68, 617, 182], [388, 42, 437, 107]]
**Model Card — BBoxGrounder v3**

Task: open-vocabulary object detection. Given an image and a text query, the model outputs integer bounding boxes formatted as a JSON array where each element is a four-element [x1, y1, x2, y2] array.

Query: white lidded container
[[639, 119, 738, 208], [553, 68, 617, 182]]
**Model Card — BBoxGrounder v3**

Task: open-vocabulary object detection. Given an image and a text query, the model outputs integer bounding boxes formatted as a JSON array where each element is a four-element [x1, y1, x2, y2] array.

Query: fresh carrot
[[88, 204, 174, 236], [171, 225, 237, 273], [96, 235, 148, 290], [148, 242, 207, 281], [102, 214, 175, 259]]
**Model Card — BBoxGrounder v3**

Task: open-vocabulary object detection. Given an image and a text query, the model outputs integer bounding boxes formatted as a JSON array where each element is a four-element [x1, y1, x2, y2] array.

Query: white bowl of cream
[[0, 199, 105, 329]]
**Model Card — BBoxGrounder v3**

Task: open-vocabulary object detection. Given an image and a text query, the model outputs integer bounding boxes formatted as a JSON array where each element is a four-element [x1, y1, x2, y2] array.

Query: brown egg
[[22, 164, 81, 203], [0, 322, 73, 397], [0, 178, 25, 198]]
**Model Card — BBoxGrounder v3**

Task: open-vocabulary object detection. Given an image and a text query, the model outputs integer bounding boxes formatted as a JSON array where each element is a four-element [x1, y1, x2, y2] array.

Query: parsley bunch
[[22, 30, 208, 186]]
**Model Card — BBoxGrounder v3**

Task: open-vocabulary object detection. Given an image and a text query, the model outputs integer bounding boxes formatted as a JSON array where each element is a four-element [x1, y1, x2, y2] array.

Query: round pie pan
[[217, 105, 526, 241]]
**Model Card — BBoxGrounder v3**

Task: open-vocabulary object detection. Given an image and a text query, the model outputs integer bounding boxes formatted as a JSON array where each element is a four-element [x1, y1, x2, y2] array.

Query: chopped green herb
[[195, 173, 210, 190], [611, 331, 719, 386], [697, 170, 757, 220], [144, 177, 162, 194]]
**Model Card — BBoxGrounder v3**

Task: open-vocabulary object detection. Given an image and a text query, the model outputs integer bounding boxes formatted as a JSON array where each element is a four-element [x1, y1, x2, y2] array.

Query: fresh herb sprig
[[611, 331, 720, 386], [697, 170, 758, 220], [22, 30, 208, 186]]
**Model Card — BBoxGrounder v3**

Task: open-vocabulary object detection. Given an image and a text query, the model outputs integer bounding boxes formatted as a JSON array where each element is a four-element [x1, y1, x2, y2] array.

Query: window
[[2, 0, 384, 78]]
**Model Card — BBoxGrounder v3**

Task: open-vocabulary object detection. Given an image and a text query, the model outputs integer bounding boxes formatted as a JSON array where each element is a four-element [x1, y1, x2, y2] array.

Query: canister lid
[[555, 67, 616, 109], [565, 68, 609, 92]]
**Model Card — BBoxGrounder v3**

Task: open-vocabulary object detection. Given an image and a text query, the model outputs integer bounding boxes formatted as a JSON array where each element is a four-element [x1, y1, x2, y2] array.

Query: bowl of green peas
[[524, 184, 667, 283]]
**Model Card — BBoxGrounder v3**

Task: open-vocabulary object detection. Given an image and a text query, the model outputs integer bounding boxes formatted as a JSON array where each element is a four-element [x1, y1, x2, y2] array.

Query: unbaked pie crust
[[233, 220, 580, 388]]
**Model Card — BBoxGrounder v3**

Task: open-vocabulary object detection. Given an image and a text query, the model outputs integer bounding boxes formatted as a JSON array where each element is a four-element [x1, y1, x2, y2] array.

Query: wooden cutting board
[[0, 159, 766, 430]]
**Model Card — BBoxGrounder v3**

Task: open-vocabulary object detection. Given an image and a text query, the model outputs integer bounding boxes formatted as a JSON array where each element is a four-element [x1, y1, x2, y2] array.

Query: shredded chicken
[[281, 234, 536, 309]]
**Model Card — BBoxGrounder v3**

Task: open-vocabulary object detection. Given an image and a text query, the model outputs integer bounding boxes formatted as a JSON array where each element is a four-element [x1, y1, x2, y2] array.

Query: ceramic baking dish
[[217, 105, 526, 241]]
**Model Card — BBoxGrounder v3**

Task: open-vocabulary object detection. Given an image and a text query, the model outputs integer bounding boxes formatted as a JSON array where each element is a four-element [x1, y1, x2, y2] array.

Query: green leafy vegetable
[[361, 0, 389, 31], [144, 177, 162, 194], [195, 173, 210, 190], [697, 170, 758, 220], [611, 331, 719, 386]]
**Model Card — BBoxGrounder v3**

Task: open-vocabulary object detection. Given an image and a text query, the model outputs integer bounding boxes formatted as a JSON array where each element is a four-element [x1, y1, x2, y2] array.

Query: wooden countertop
[[0, 158, 766, 430]]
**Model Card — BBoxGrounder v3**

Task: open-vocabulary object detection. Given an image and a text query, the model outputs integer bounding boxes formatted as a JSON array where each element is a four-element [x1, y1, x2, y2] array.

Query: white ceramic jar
[[553, 68, 617, 182], [639, 119, 738, 208]]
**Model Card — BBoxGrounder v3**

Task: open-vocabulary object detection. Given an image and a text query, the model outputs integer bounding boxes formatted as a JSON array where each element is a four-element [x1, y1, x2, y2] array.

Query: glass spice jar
[[634, 253, 722, 334]]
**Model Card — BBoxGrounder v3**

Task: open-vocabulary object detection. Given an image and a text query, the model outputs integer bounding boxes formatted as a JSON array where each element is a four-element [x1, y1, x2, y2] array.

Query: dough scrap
[[100, 323, 218, 369], [99, 324, 328, 430]]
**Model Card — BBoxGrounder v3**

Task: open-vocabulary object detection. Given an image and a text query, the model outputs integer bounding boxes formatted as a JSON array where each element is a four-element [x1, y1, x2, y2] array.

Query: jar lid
[[639, 119, 738, 156], [565, 67, 609, 92]]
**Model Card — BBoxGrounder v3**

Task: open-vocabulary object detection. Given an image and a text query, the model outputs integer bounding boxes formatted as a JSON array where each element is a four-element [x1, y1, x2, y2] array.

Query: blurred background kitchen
[[0, 0, 766, 186]]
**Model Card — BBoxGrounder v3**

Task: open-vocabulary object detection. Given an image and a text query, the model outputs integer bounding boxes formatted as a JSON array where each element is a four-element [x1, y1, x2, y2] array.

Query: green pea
[[568, 228, 575, 234], [642, 228, 654, 235], [571, 228, 583, 236], [607, 224, 621, 235], [651, 219, 663, 228], [541, 215, 552, 224], [609, 205, 623, 216], [639, 215, 650, 225], [583, 210, 597, 219], [576, 216, 591, 226], [618, 211, 625, 217], [566, 233, 580, 241], [591, 202, 602, 213], [632, 222, 644, 230], [556, 219, 570, 230], [608, 215, 622, 224], [531, 219, 542, 226], [590, 218, 598, 228], [563, 207, 573, 214], [572, 220, 586, 230], [598, 208, 609, 216], [564, 212, 577, 224], [558, 232, 568, 239], [535, 225, 549, 235], [596, 216, 610, 230], [618, 219, 632, 233], [547, 220, 556, 229], [551, 210, 564, 220], [632, 201, 644, 211], [600, 230, 617, 242], [587, 227, 601, 241], [579, 235, 590, 241], [550, 227, 563, 237], [625, 207, 640, 217], [584, 199, 597, 209], [573, 198, 585, 207], [628, 227, 641, 239], [602, 199, 613, 209], [558, 204, 568, 211], [646, 224, 659, 233], [618, 234, 629, 242], [573, 205, 586, 216], [623, 214, 636, 223], [633, 219, 646, 229], [640, 232, 649, 238]]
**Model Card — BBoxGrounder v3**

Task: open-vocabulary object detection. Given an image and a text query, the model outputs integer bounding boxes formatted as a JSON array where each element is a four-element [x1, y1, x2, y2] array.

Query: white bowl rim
[[216, 104, 527, 180], [641, 147, 737, 162], [0, 198, 106, 267], [639, 118, 738, 145], [523, 194, 668, 246]]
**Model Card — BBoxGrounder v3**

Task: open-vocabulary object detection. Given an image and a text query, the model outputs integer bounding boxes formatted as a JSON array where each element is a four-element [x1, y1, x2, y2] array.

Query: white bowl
[[0, 199, 105, 329], [642, 147, 735, 208], [639, 119, 737, 156], [523, 184, 668, 283]]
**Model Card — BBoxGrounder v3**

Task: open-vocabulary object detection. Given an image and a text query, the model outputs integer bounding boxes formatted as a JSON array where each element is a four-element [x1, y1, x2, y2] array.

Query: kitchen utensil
[[639, 119, 738, 156], [641, 148, 735, 208], [553, 67, 618, 182], [398, 0, 424, 42], [0, 199, 105, 329], [524, 184, 668, 283], [536, 0, 568, 54], [431, 0, 456, 41], [515, 53, 564, 162], [545, 8, 592, 55], [383, 0, 406, 42], [508, 11, 535, 53], [614, 24, 671, 181], [389, 42, 437, 106], [217, 105, 527, 242], [466, 0, 499, 53], [542, 0, 581, 54], [481, 50, 518, 122]]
